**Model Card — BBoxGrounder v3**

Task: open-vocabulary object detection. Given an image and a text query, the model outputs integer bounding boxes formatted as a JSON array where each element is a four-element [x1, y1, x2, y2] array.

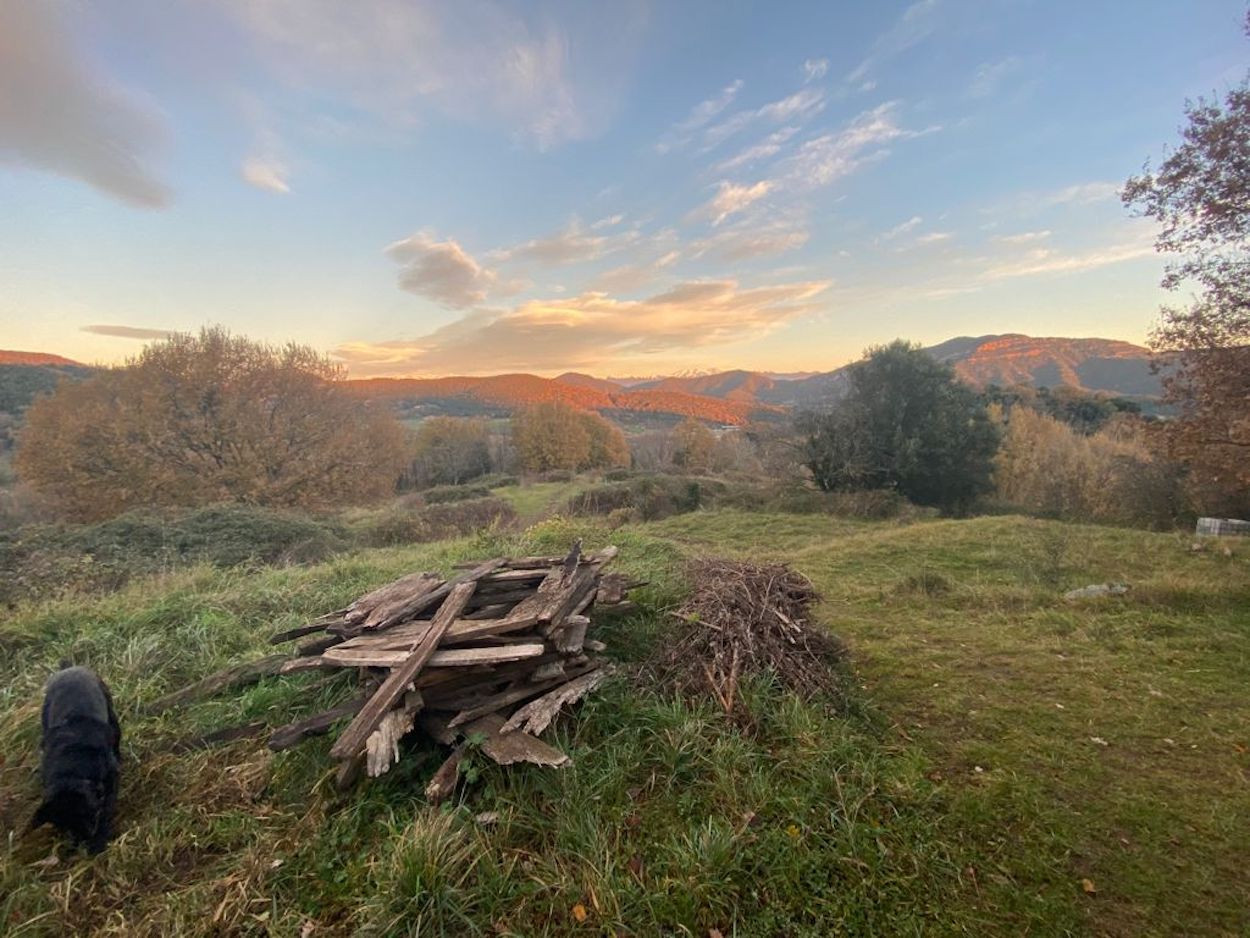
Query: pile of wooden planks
[[261, 541, 636, 797]]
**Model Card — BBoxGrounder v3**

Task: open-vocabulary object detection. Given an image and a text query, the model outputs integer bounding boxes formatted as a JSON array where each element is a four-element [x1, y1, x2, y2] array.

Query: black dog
[[32, 665, 121, 853]]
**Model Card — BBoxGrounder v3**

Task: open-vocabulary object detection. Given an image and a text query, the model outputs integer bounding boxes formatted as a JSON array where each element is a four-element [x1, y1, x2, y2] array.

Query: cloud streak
[[336, 278, 831, 375], [81, 325, 177, 340], [221, 0, 645, 150], [0, 0, 170, 207]]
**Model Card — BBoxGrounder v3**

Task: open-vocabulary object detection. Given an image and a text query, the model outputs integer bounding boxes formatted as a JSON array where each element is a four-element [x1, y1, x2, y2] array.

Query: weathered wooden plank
[[297, 633, 344, 656], [446, 661, 599, 728], [365, 691, 424, 777], [465, 713, 570, 768], [268, 696, 367, 751], [268, 620, 340, 645], [424, 745, 466, 803], [329, 580, 477, 760], [554, 615, 589, 654], [162, 721, 267, 753], [347, 572, 441, 624], [361, 573, 444, 628], [500, 666, 612, 736], [334, 753, 365, 792], [321, 642, 546, 670], [279, 656, 332, 674], [143, 654, 287, 716], [454, 554, 566, 570], [363, 559, 505, 631]]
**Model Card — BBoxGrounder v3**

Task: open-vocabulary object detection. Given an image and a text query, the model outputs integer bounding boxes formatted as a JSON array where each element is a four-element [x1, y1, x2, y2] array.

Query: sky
[[1, 0, 1247, 378]]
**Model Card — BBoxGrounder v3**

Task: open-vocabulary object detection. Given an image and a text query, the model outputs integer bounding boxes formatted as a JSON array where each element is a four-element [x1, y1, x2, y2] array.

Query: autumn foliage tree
[[16, 328, 409, 521], [670, 417, 717, 472], [511, 401, 628, 473], [1123, 19, 1250, 509], [404, 417, 493, 488]]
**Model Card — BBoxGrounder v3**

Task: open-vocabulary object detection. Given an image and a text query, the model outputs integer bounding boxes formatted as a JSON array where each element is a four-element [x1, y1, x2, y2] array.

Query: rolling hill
[[2, 333, 1161, 427], [346, 374, 776, 425], [0, 350, 83, 367]]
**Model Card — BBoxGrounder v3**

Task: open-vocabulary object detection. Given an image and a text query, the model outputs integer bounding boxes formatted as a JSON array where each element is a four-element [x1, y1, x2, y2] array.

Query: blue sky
[[1, 0, 1246, 376]]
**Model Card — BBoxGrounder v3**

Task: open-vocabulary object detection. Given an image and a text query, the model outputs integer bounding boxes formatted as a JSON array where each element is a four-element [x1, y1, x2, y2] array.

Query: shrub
[[0, 504, 347, 604], [401, 417, 493, 489], [16, 328, 408, 521], [994, 409, 1187, 528], [420, 485, 492, 504], [360, 497, 517, 548], [565, 476, 721, 521]]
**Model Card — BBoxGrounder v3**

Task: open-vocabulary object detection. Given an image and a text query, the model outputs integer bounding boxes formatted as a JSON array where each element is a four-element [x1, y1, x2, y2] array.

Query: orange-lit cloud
[[334, 277, 831, 375]]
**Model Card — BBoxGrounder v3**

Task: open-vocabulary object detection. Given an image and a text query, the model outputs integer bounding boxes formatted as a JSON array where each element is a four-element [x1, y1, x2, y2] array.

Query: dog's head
[[33, 779, 103, 848]]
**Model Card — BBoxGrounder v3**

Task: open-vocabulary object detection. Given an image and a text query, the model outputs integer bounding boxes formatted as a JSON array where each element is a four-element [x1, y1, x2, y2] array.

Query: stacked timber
[[256, 541, 636, 798]]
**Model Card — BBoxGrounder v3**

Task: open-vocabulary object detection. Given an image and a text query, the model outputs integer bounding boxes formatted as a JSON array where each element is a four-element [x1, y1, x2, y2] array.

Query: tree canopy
[[1123, 19, 1250, 507], [16, 328, 409, 521], [799, 341, 999, 512], [511, 401, 628, 473]]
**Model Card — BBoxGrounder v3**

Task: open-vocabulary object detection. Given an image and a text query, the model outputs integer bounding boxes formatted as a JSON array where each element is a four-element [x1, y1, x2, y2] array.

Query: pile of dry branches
[[159, 542, 637, 801], [651, 559, 843, 714]]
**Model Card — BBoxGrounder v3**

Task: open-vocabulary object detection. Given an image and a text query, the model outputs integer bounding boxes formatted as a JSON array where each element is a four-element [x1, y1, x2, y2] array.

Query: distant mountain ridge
[[0, 350, 83, 367], [2, 334, 1161, 427]]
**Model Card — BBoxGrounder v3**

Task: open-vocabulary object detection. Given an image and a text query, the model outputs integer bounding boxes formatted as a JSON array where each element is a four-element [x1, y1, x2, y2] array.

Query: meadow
[[0, 505, 1246, 936]]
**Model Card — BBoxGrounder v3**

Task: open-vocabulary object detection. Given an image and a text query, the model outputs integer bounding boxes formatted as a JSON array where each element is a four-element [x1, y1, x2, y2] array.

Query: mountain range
[[2, 334, 1160, 427]]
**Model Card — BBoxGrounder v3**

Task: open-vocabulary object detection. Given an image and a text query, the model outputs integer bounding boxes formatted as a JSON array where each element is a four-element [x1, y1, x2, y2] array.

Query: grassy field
[[0, 511, 1246, 936]]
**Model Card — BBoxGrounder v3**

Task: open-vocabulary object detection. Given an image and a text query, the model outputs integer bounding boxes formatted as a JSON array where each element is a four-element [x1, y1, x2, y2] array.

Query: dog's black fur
[[33, 665, 121, 853]]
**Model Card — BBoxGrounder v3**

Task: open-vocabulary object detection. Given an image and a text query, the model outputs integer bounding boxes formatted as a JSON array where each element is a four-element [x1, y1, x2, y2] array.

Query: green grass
[[1, 511, 1246, 935], [492, 480, 593, 524]]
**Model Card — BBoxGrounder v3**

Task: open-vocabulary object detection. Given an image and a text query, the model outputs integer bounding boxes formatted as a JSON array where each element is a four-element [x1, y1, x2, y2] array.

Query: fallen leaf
[[572, 903, 588, 923], [1081, 878, 1097, 894], [1090, 737, 1109, 747]]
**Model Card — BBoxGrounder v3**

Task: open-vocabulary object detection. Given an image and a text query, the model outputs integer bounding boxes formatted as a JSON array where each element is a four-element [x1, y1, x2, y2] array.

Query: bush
[[420, 485, 492, 504], [565, 476, 722, 521], [360, 497, 517, 547], [994, 409, 1187, 528], [16, 328, 408, 521], [0, 505, 348, 605]]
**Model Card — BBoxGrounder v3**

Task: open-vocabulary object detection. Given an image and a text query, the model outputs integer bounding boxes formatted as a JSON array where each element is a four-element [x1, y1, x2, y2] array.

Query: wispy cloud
[[880, 216, 924, 240], [702, 86, 825, 151], [692, 180, 773, 226], [713, 127, 800, 173], [335, 278, 831, 375], [81, 325, 178, 340], [241, 156, 290, 193], [914, 231, 952, 245], [656, 79, 744, 152], [0, 0, 170, 207], [689, 223, 810, 261], [220, 0, 645, 150], [969, 56, 1025, 98], [781, 102, 930, 188], [978, 240, 1154, 282], [846, 0, 941, 85], [386, 232, 498, 308], [491, 220, 643, 266], [996, 229, 1051, 244], [803, 58, 829, 82]]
